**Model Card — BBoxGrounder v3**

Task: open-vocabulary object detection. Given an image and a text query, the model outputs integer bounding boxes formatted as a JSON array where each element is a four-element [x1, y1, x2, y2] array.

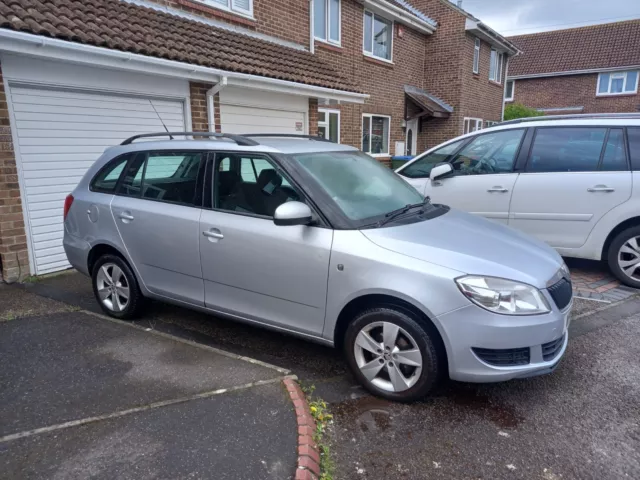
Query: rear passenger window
[[628, 127, 640, 171], [91, 155, 130, 193], [117, 151, 203, 206], [527, 127, 610, 173], [600, 129, 628, 171]]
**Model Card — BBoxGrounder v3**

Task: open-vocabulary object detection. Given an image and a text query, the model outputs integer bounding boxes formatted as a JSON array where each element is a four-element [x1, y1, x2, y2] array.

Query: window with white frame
[[363, 11, 392, 61], [489, 49, 503, 83], [202, 0, 252, 16], [314, 0, 340, 44], [597, 71, 639, 96], [505, 80, 514, 101], [318, 109, 340, 143], [463, 118, 483, 135], [485, 121, 499, 128], [362, 114, 390, 155], [473, 38, 480, 74]]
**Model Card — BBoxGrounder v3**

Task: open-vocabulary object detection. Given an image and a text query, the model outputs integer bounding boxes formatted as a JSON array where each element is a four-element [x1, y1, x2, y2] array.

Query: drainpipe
[[309, 0, 315, 54], [206, 76, 228, 132]]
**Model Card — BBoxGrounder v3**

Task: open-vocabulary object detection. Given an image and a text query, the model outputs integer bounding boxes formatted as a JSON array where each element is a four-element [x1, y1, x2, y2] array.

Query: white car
[[396, 114, 640, 288]]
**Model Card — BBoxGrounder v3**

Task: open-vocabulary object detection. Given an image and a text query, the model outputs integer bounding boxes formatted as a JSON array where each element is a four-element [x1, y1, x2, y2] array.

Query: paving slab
[[0, 312, 283, 437], [0, 382, 296, 480]]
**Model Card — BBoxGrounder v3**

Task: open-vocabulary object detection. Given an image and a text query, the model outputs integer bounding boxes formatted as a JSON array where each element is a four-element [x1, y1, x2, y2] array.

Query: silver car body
[[64, 137, 571, 383]]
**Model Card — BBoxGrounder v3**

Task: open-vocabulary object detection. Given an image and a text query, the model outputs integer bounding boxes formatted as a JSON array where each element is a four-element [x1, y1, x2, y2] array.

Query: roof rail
[[241, 134, 335, 143], [500, 112, 640, 126], [120, 132, 259, 146]]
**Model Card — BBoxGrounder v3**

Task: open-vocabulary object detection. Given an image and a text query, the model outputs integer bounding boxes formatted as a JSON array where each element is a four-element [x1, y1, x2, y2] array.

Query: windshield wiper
[[377, 197, 431, 227]]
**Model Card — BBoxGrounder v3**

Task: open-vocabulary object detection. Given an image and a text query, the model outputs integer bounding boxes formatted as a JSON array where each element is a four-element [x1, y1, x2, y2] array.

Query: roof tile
[[0, 0, 360, 93], [508, 20, 640, 77]]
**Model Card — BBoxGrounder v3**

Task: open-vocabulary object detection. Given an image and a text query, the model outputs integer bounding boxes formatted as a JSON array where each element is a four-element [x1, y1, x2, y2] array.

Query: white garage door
[[219, 87, 307, 135], [9, 85, 186, 274]]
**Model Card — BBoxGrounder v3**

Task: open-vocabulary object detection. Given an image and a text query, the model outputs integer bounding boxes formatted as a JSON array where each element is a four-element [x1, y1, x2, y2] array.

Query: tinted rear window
[[90, 155, 130, 193], [628, 127, 640, 171]]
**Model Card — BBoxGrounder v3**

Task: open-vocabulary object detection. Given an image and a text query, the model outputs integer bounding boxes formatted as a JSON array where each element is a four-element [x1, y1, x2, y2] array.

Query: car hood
[[361, 208, 564, 289]]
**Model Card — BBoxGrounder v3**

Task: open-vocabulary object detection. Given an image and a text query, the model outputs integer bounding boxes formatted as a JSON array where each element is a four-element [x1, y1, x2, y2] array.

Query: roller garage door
[[9, 85, 186, 274]]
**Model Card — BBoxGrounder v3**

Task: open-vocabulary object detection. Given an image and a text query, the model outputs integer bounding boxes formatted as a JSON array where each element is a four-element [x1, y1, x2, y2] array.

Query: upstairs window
[[597, 71, 639, 96], [314, 0, 341, 44], [473, 38, 480, 74], [203, 0, 252, 16], [363, 11, 392, 61], [489, 48, 504, 83]]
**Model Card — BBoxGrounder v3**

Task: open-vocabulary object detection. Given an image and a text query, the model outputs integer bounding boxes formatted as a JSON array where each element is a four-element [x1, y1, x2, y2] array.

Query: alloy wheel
[[96, 262, 130, 312], [353, 321, 423, 393], [618, 236, 640, 281]]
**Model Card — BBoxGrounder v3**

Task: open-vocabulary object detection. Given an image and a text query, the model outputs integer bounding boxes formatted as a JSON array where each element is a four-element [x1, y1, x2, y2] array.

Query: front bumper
[[437, 298, 571, 383]]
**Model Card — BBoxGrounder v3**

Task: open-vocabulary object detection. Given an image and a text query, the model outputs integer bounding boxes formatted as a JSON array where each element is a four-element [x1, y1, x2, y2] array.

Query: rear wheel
[[92, 254, 145, 319], [607, 226, 640, 289], [344, 307, 444, 402]]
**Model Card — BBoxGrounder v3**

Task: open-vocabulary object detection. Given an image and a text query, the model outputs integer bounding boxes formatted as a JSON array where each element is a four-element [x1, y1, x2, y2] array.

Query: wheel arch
[[86, 242, 147, 295], [601, 216, 640, 260]]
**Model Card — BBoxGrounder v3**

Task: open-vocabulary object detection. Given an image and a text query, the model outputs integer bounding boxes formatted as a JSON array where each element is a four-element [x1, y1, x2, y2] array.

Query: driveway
[[10, 264, 640, 479], [0, 288, 296, 480]]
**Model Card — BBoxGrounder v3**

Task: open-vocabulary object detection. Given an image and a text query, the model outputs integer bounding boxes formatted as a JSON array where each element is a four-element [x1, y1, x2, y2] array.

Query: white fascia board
[[508, 65, 640, 80], [364, 0, 436, 35], [465, 19, 518, 55], [0, 29, 368, 104]]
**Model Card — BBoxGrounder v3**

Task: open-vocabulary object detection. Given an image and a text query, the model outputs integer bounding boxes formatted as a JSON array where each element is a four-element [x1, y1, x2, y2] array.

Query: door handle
[[118, 212, 134, 221], [487, 187, 508, 193], [431, 181, 442, 186], [203, 230, 224, 240], [587, 186, 615, 193]]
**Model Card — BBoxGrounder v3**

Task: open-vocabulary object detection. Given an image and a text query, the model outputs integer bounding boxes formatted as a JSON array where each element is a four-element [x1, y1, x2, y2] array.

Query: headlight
[[560, 262, 570, 278], [455, 276, 551, 315]]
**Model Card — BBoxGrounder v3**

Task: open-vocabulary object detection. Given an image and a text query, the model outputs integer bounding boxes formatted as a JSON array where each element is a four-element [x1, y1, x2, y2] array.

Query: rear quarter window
[[628, 127, 640, 171], [90, 155, 130, 193]]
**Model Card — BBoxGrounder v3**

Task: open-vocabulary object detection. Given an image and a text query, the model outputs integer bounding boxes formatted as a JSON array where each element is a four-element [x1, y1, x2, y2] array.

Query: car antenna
[[148, 100, 174, 140]]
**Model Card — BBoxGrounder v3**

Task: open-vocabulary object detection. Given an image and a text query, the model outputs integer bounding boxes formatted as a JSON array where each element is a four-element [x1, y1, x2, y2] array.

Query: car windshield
[[290, 150, 425, 222]]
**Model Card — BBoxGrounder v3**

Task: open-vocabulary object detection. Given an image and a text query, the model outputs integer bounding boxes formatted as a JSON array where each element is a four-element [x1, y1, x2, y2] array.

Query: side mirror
[[430, 163, 454, 181], [273, 201, 313, 226]]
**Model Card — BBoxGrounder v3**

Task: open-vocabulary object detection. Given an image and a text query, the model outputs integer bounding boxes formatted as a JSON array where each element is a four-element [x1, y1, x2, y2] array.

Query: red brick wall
[[0, 65, 29, 282], [509, 74, 640, 113], [147, 0, 310, 46]]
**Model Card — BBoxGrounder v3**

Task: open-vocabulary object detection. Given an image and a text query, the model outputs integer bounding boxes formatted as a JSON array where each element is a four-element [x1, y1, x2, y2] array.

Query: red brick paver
[[284, 377, 320, 480]]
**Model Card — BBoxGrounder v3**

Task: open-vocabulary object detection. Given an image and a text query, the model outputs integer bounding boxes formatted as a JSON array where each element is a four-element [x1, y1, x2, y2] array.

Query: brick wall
[[0, 65, 29, 283], [509, 74, 640, 113]]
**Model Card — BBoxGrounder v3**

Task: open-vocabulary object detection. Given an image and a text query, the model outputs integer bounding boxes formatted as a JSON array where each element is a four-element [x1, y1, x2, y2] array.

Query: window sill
[[316, 40, 343, 53], [504, 98, 514, 102], [489, 80, 503, 87], [596, 92, 638, 98], [368, 153, 391, 158], [363, 54, 394, 68], [176, 0, 256, 25]]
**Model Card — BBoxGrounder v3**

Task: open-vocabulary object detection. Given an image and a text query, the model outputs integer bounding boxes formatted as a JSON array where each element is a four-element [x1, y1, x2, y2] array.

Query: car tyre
[[344, 307, 444, 402], [92, 254, 145, 320], [607, 226, 640, 289]]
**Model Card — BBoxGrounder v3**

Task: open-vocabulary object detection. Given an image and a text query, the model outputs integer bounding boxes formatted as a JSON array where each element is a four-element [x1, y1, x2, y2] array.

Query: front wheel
[[344, 307, 444, 402], [607, 226, 640, 289], [92, 254, 145, 320]]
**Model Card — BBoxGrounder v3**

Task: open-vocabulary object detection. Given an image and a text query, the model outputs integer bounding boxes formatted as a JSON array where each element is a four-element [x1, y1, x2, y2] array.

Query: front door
[[110, 150, 205, 305], [509, 126, 632, 248], [199, 153, 333, 335], [424, 128, 526, 224], [406, 118, 419, 156]]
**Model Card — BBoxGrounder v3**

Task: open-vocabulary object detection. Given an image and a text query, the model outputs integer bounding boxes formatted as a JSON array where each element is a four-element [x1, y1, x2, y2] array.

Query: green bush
[[504, 103, 544, 121]]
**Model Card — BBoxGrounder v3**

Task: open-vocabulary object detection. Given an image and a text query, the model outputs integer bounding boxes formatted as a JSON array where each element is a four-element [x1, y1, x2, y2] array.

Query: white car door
[[396, 138, 468, 195], [409, 129, 526, 224], [509, 126, 632, 249]]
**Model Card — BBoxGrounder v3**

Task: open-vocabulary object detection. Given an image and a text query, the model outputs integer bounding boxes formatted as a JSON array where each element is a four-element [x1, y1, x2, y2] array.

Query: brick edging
[[283, 377, 321, 480]]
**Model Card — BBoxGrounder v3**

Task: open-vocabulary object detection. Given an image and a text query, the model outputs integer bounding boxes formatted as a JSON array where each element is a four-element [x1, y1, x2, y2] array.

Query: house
[[505, 20, 640, 115], [0, 0, 515, 281]]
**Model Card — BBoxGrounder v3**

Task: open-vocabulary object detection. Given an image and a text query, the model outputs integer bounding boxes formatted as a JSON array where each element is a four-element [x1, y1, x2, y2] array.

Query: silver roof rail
[[120, 132, 259, 146], [499, 112, 640, 126]]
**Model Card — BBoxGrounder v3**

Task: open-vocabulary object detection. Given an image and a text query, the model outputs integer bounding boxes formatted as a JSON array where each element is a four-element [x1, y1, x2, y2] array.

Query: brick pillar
[[309, 98, 319, 137], [0, 65, 29, 283], [189, 81, 215, 133]]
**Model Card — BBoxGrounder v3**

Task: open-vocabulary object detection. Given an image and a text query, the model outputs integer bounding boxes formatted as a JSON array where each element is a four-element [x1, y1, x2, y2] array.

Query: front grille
[[472, 346, 530, 366], [548, 278, 572, 310], [542, 334, 565, 361]]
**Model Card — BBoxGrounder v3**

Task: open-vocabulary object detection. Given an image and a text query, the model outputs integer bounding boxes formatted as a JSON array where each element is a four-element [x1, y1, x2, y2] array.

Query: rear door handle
[[203, 229, 224, 240], [487, 187, 508, 193], [587, 186, 615, 193], [118, 212, 134, 221]]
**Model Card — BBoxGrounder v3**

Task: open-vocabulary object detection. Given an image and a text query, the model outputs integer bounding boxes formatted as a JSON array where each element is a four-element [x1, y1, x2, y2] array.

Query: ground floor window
[[463, 117, 483, 135], [485, 120, 500, 128], [362, 114, 390, 156], [318, 109, 340, 143]]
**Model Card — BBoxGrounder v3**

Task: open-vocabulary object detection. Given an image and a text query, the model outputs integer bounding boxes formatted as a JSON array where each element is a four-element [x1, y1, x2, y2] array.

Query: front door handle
[[487, 187, 508, 193], [587, 185, 615, 193], [203, 229, 224, 240], [118, 212, 134, 222]]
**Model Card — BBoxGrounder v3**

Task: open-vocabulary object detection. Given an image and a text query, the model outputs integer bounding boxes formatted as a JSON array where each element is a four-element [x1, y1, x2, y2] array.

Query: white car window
[[450, 129, 525, 176]]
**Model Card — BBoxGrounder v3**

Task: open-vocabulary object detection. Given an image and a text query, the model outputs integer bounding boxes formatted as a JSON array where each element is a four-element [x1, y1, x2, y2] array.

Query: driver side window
[[450, 129, 524, 176], [400, 139, 466, 178]]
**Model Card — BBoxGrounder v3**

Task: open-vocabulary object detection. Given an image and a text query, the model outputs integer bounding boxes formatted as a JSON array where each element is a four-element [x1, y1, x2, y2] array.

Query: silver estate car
[[63, 132, 572, 402]]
